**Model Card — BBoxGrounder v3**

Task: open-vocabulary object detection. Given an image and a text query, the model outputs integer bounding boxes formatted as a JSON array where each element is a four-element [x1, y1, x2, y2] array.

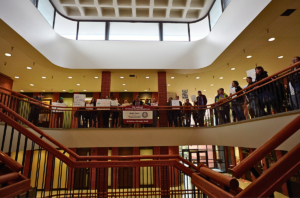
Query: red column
[[112, 147, 118, 189], [100, 72, 111, 99], [111, 92, 119, 100], [224, 147, 229, 173], [153, 147, 160, 188], [0, 73, 13, 94], [23, 150, 32, 178], [169, 146, 179, 187], [68, 148, 76, 190], [132, 92, 139, 101], [152, 92, 159, 102], [133, 147, 140, 189], [50, 93, 60, 128], [160, 146, 170, 197], [96, 148, 109, 197], [275, 150, 289, 197], [90, 148, 97, 190], [158, 72, 168, 127]]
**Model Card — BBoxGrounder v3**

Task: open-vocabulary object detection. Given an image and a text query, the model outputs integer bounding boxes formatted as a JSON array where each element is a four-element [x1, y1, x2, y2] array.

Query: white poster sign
[[52, 102, 67, 112], [182, 90, 188, 99], [96, 99, 110, 110], [230, 88, 237, 98], [172, 100, 180, 109], [73, 94, 86, 107], [246, 69, 256, 82], [110, 100, 118, 106], [151, 103, 158, 106], [191, 95, 197, 102], [86, 104, 94, 110]]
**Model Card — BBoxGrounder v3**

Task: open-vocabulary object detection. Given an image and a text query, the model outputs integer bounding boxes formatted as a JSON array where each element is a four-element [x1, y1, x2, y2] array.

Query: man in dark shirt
[[194, 91, 207, 127], [28, 93, 44, 126]]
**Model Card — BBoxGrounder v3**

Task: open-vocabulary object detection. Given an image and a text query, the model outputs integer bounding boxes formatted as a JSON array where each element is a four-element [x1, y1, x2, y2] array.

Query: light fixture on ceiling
[[15, 76, 19, 79], [20, 90, 24, 92], [30, 84, 34, 86], [63, 90, 66, 92], [146, 77, 149, 79], [83, 90, 86, 92], [120, 76, 124, 79], [42, 76, 46, 79], [124, 90, 127, 91], [231, 68, 235, 70], [268, 38, 275, 41], [203, 90, 206, 91], [168, 84, 170, 86], [94, 76, 98, 79], [122, 84, 126, 86], [68, 76, 72, 79], [243, 77, 247, 79], [77, 84, 80, 86], [42, 90, 45, 92], [27, 67, 32, 69], [171, 77, 174, 79], [247, 55, 252, 58], [5, 53, 11, 57], [144, 90, 148, 91], [211, 84, 214, 86], [278, 56, 284, 59], [219, 77, 223, 79], [196, 77, 200, 79]]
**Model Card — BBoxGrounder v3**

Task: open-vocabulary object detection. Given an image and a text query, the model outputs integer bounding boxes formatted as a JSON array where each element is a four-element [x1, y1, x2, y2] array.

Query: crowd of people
[[28, 56, 300, 128]]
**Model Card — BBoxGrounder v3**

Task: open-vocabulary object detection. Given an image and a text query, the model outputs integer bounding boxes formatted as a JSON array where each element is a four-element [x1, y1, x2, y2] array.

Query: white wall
[[1, 112, 300, 152], [0, 0, 271, 69]]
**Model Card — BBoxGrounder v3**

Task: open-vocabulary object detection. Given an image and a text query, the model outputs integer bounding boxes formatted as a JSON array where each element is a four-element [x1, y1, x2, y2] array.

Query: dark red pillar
[[158, 72, 168, 127]]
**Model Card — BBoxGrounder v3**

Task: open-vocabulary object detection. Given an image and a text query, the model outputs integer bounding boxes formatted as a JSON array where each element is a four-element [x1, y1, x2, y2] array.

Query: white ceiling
[[51, 0, 214, 22]]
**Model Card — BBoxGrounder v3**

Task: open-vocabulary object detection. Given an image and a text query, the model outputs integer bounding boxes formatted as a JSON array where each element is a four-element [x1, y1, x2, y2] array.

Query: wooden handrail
[[0, 173, 19, 184], [232, 114, 300, 178], [0, 151, 23, 172]]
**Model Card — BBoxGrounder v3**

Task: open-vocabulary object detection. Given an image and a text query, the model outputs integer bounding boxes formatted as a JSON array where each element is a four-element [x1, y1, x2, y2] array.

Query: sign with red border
[[123, 105, 153, 124]]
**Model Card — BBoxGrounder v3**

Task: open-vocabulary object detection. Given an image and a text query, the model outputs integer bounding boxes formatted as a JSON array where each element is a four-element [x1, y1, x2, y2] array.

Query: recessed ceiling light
[[5, 53, 11, 56], [211, 84, 214, 86], [63, 90, 66, 92], [68, 76, 72, 79], [243, 77, 246, 79], [247, 55, 252, 58], [27, 67, 32, 69], [83, 90, 86, 92], [30, 84, 34, 86], [196, 77, 200, 79], [144, 90, 148, 91], [168, 84, 170, 86], [120, 76, 124, 79], [124, 90, 127, 91], [15, 76, 19, 79], [203, 90, 206, 91], [77, 84, 80, 86], [20, 90, 24, 92], [146, 77, 149, 79], [94, 76, 98, 79], [122, 84, 126, 86], [171, 77, 174, 79], [42, 90, 45, 92], [268, 38, 275, 41], [219, 77, 223, 79], [231, 68, 235, 70], [42, 76, 46, 79], [278, 56, 283, 59]]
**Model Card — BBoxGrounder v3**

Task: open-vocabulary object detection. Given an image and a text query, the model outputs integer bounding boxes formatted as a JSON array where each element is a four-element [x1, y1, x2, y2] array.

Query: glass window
[[222, 0, 231, 10], [163, 23, 189, 41], [209, 0, 222, 29], [109, 22, 159, 41], [54, 13, 77, 40], [78, 22, 106, 40], [37, 0, 55, 27], [190, 17, 210, 41]]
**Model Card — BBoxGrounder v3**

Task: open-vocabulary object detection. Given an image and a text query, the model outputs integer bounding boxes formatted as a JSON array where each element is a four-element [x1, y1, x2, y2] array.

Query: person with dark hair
[[111, 98, 120, 128], [88, 97, 97, 128], [167, 97, 176, 127], [214, 90, 220, 125], [194, 91, 207, 127], [245, 77, 261, 118], [231, 81, 246, 121], [175, 96, 183, 127], [28, 93, 45, 126], [132, 95, 144, 105], [215, 88, 229, 124], [55, 97, 65, 128], [183, 99, 192, 127], [103, 95, 110, 128], [289, 56, 300, 110]]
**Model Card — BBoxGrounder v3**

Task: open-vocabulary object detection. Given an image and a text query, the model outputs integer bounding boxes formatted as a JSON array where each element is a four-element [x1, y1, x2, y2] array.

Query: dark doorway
[[74, 148, 91, 190], [118, 148, 133, 188], [189, 150, 208, 167]]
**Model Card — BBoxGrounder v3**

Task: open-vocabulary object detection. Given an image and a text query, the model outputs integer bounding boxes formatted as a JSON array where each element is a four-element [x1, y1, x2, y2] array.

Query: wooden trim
[[0, 151, 23, 172]]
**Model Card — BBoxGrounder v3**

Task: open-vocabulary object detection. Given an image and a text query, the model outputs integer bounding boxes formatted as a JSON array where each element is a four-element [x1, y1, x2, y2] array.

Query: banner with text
[[123, 105, 153, 124]]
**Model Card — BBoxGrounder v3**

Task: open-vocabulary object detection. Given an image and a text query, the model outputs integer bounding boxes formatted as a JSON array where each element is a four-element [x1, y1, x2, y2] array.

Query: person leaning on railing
[[152, 98, 159, 127], [245, 77, 261, 118], [194, 91, 207, 127], [288, 56, 300, 110], [175, 96, 183, 127], [231, 81, 246, 121], [88, 98, 97, 128], [28, 93, 44, 126], [214, 90, 220, 126], [183, 99, 192, 127], [215, 88, 229, 125], [166, 97, 175, 127]]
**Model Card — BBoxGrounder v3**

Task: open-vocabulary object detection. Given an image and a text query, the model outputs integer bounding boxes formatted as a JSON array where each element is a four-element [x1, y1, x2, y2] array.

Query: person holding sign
[[28, 93, 45, 126], [112, 98, 120, 128], [132, 95, 144, 105], [88, 98, 97, 128], [231, 81, 246, 121], [194, 91, 207, 127], [167, 97, 176, 127]]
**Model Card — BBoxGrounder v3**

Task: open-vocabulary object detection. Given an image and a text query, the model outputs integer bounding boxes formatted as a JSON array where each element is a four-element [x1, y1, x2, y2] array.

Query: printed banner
[[52, 102, 67, 112], [96, 99, 110, 110], [123, 105, 153, 124]]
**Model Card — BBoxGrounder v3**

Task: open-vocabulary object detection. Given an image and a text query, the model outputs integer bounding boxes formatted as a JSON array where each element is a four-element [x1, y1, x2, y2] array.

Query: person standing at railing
[[132, 95, 144, 128], [112, 98, 120, 128], [167, 97, 176, 127], [194, 91, 207, 127], [102, 95, 110, 128], [289, 56, 300, 110], [55, 97, 64, 128], [183, 99, 192, 127], [175, 96, 183, 127], [245, 77, 261, 118], [231, 81, 246, 121], [214, 90, 220, 125], [28, 93, 44, 126], [215, 88, 229, 125], [88, 98, 97, 128], [152, 98, 159, 127]]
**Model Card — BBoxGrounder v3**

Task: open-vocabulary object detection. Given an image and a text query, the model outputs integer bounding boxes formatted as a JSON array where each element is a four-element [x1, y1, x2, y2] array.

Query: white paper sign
[[73, 94, 86, 107], [230, 88, 237, 98], [191, 95, 197, 102], [52, 102, 67, 112], [182, 90, 188, 99], [110, 100, 118, 106], [96, 99, 110, 110], [73, 101, 85, 107], [246, 69, 256, 82], [172, 100, 180, 109], [151, 103, 158, 106], [86, 104, 94, 110]]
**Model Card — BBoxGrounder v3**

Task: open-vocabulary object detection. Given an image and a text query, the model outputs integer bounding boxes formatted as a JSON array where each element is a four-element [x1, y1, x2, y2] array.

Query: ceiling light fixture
[[20, 90, 24, 92], [219, 77, 223, 79], [144, 90, 148, 91], [77, 84, 80, 86], [5, 53, 11, 57], [243, 77, 246, 79], [231, 68, 235, 70], [120, 76, 124, 79], [94, 76, 98, 79], [42, 76, 46, 79], [211, 84, 214, 86], [63, 90, 66, 92], [124, 90, 127, 91], [268, 38, 275, 41], [27, 67, 32, 69], [196, 77, 200, 79], [83, 90, 86, 92], [247, 55, 252, 58], [30, 84, 34, 86], [171, 77, 174, 79], [68, 76, 72, 79], [278, 56, 284, 59], [42, 90, 45, 92], [168, 84, 170, 86], [15, 76, 19, 79], [203, 90, 206, 91], [146, 77, 149, 79], [123, 84, 126, 85]]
